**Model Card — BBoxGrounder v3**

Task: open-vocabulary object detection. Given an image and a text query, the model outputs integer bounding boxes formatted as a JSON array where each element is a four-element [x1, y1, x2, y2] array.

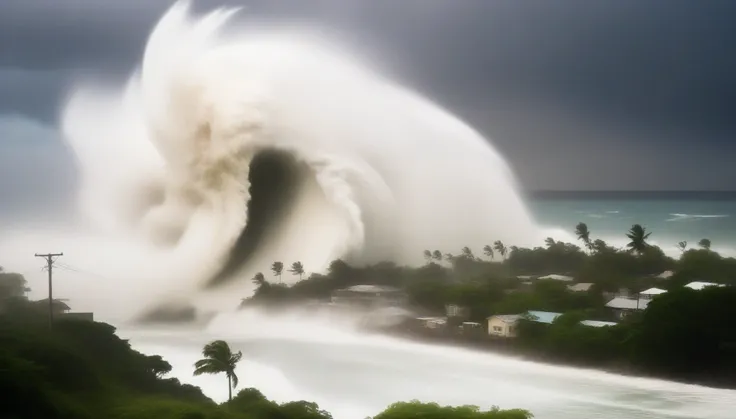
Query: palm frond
[[193, 359, 226, 376], [229, 371, 239, 389]]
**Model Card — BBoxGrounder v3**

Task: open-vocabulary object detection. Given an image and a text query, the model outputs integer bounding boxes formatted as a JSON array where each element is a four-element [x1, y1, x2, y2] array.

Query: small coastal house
[[487, 314, 522, 337], [639, 287, 667, 300], [35, 298, 71, 315], [685, 281, 724, 290], [605, 297, 649, 319], [567, 283, 594, 292], [488, 311, 615, 337]]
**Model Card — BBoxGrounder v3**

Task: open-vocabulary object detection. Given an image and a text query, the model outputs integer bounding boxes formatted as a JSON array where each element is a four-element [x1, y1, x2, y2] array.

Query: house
[[331, 285, 406, 308], [605, 297, 649, 319], [639, 287, 667, 300], [567, 283, 593, 292], [487, 314, 522, 337], [537, 274, 574, 282], [35, 298, 71, 315], [685, 281, 724, 290], [488, 311, 617, 337]]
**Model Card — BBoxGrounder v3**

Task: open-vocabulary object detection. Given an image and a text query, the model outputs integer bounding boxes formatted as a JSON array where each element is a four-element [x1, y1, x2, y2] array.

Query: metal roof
[[487, 314, 522, 323], [580, 320, 618, 328], [605, 297, 649, 310], [685, 281, 724, 290], [640, 287, 667, 295], [568, 283, 594, 292], [525, 310, 563, 324]]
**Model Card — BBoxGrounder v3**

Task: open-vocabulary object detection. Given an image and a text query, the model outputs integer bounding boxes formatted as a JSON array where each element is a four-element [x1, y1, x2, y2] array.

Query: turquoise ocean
[[528, 191, 736, 258]]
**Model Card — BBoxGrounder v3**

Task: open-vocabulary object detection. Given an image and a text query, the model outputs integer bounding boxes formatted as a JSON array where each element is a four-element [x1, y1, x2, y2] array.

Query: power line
[[34, 252, 63, 329], [55, 262, 110, 281]]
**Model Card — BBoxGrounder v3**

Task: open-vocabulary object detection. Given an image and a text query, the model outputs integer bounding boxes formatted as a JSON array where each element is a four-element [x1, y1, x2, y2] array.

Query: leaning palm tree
[[460, 246, 474, 260], [493, 240, 507, 260], [271, 261, 284, 283], [575, 222, 592, 252], [482, 244, 494, 260], [432, 250, 443, 262], [544, 237, 556, 249], [698, 238, 712, 250], [626, 224, 651, 255], [251, 272, 266, 287], [423, 250, 433, 264], [675, 241, 688, 253], [289, 261, 305, 280], [193, 340, 242, 401]]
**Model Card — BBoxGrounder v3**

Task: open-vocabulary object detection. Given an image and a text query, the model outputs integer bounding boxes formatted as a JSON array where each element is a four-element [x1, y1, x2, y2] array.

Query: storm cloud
[[1, 0, 735, 214]]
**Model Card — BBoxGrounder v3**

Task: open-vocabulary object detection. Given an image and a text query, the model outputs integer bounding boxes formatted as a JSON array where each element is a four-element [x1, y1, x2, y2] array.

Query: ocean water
[[529, 192, 736, 257]]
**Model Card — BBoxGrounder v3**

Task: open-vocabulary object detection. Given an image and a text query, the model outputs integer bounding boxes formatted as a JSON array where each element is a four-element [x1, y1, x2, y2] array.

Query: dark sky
[[2, 0, 735, 214]]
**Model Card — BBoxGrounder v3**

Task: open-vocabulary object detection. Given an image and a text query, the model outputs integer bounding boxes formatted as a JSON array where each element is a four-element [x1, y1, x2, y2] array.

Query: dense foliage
[[0, 301, 532, 419], [242, 223, 736, 388]]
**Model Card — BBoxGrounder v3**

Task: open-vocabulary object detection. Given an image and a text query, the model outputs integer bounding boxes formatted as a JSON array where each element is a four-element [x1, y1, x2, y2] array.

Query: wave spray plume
[[61, 1, 537, 317]]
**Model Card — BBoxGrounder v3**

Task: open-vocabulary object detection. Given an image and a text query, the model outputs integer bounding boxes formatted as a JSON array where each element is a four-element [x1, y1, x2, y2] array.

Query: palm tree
[[460, 246, 474, 260], [193, 340, 242, 401], [626, 224, 651, 255], [271, 261, 284, 283], [423, 250, 432, 264], [444, 253, 454, 263], [575, 222, 592, 252], [251, 272, 266, 287], [432, 250, 442, 262], [698, 238, 712, 250], [493, 240, 507, 260], [675, 241, 688, 253], [544, 237, 556, 249], [289, 261, 305, 280], [482, 244, 494, 260]]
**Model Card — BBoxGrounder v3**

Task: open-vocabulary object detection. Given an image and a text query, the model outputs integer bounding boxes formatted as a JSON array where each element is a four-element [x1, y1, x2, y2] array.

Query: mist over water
[[2, 2, 735, 418], [126, 308, 736, 419]]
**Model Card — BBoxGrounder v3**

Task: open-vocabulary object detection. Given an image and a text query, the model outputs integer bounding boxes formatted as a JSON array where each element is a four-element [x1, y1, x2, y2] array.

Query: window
[[492, 326, 503, 332]]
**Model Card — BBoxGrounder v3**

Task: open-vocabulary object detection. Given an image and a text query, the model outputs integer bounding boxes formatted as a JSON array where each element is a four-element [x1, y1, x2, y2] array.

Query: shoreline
[[374, 326, 736, 391]]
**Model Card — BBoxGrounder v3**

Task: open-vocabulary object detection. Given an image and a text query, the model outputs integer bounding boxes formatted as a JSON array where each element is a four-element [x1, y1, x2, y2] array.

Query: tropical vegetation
[[0, 300, 531, 419], [240, 223, 736, 388]]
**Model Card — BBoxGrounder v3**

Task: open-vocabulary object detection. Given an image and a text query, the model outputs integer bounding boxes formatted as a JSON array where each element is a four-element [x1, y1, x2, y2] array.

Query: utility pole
[[35, 252, 63, 329]]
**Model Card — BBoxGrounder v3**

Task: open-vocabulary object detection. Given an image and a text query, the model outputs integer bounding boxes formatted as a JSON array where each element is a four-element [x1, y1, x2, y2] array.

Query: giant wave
[[51, 1, 537, 318]]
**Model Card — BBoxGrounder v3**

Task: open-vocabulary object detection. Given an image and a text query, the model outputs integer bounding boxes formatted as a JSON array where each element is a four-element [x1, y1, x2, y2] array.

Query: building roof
[[567, 283, 593, 292], [605, 297, 649, 310], [640, 287, 667, 295], [656, 270, 674, 279], [685, 281, 725, 290], [525, 310, 563, 324], [342, 285, 403, 293], [34, 299, 71, 311], [537, 274, 574, 282], [580, 320, 618, 328], [487, 314, 522, 323]]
